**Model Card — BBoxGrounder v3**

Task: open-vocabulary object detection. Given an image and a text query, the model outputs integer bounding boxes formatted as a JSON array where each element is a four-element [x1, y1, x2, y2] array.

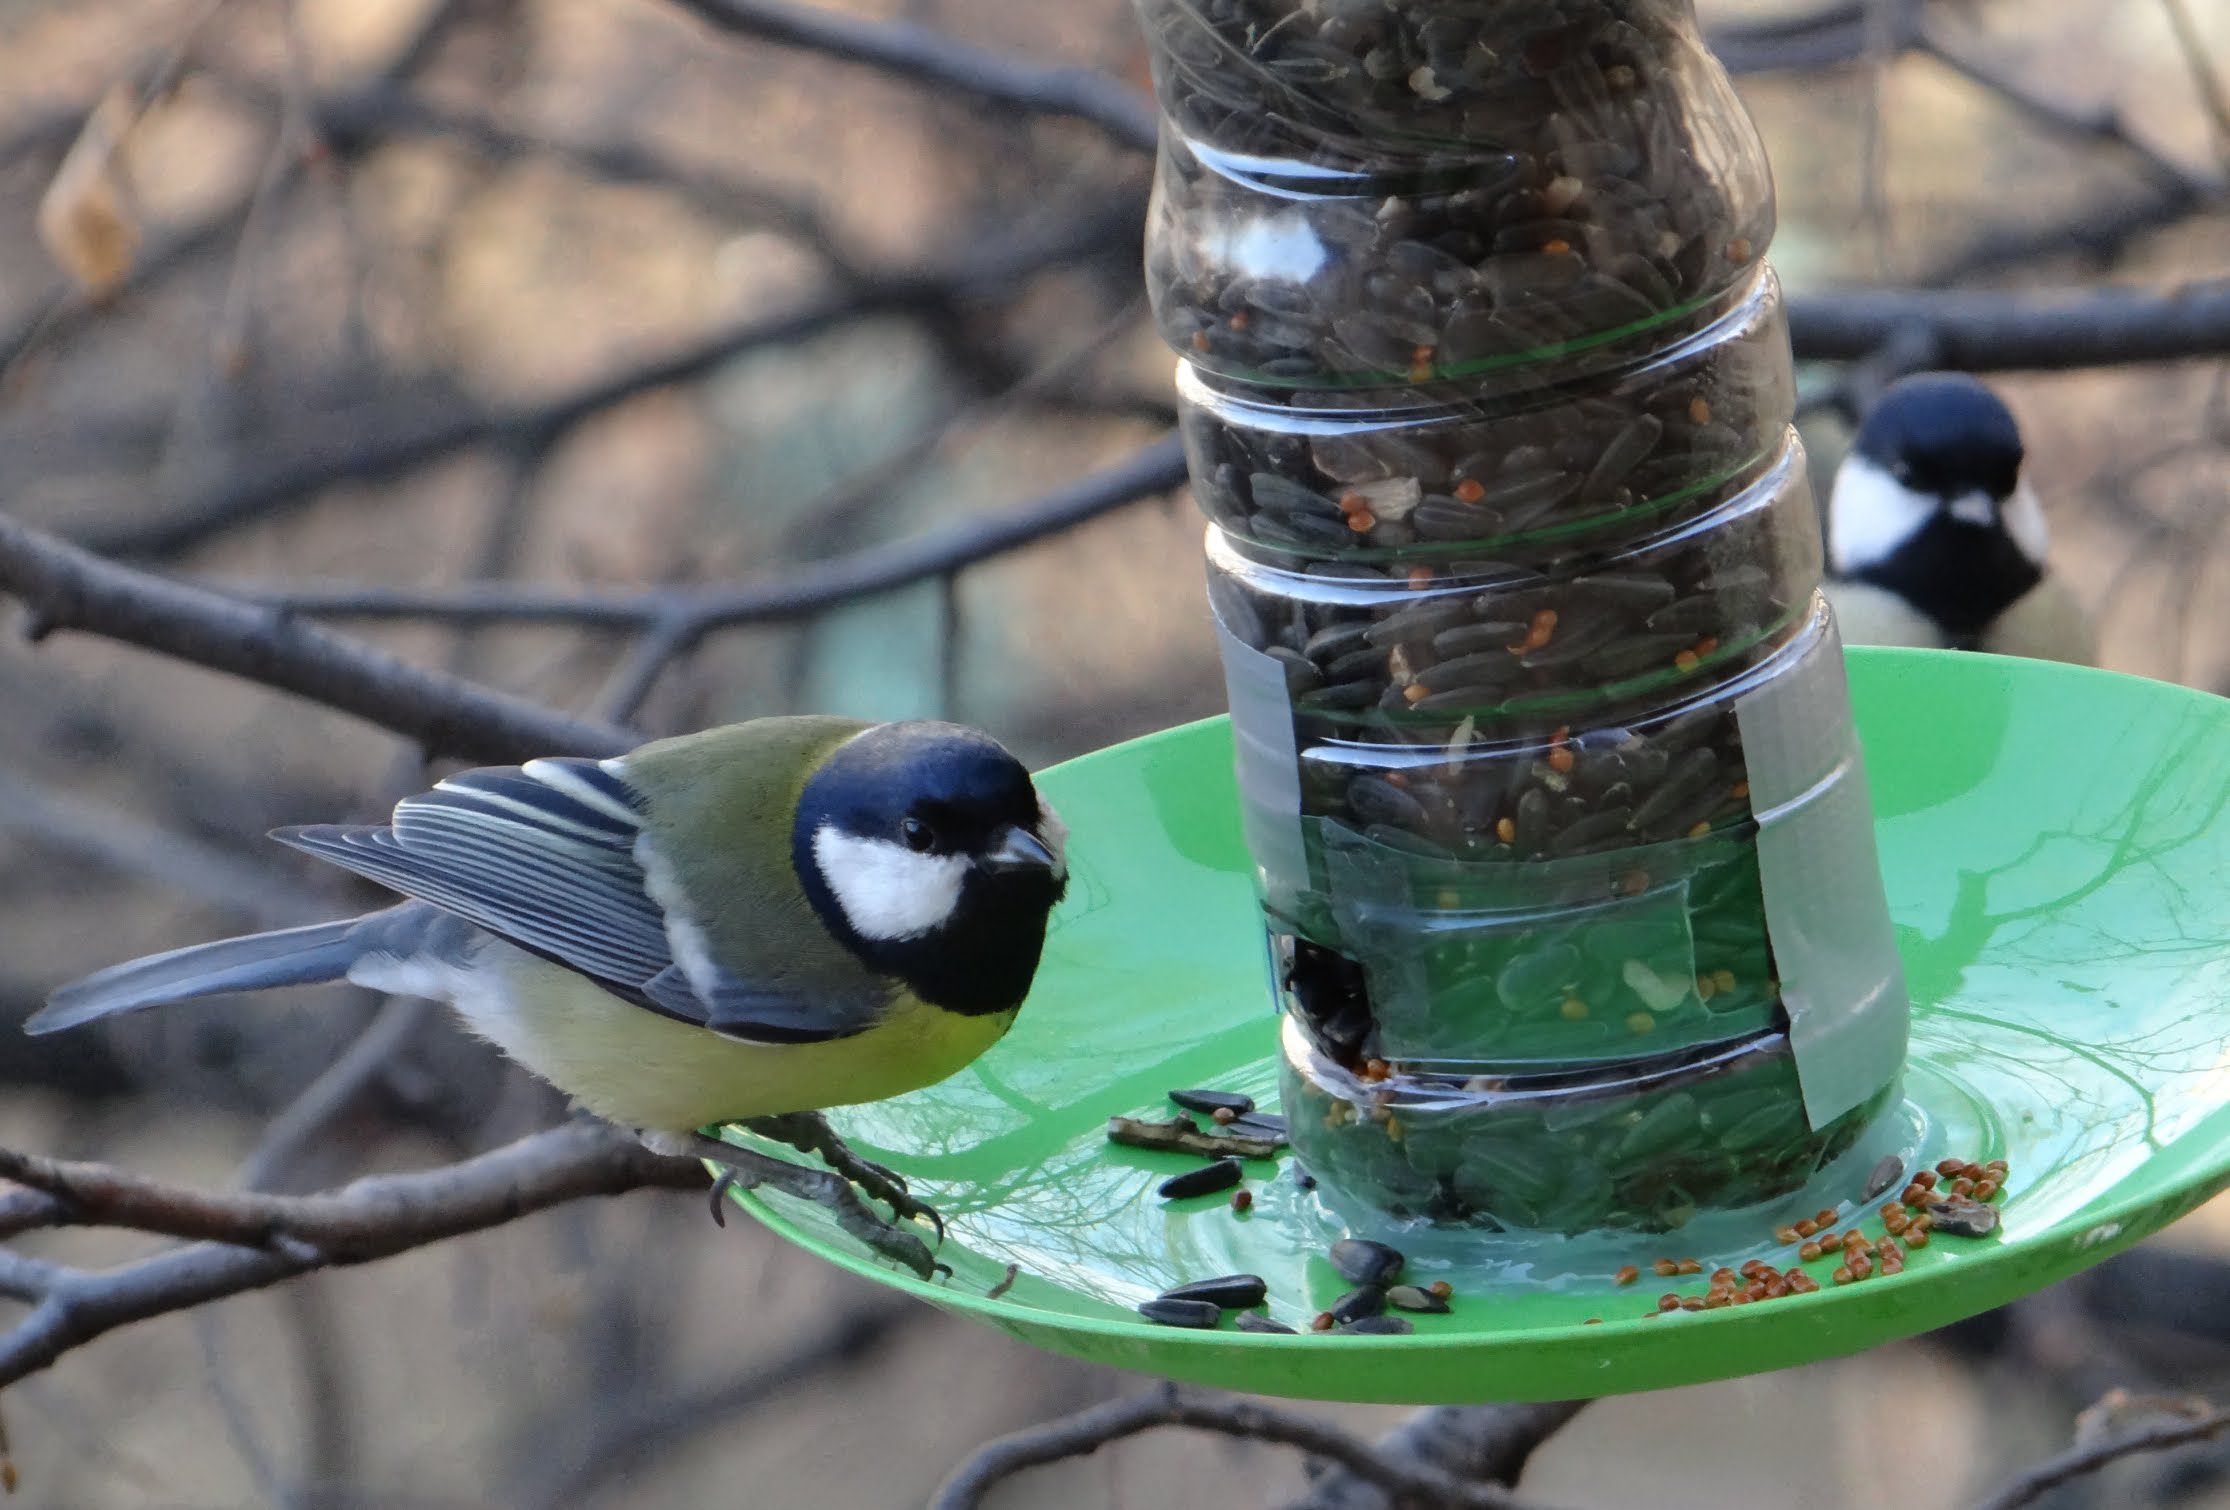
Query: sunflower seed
[[1139, 1297, 1224, 1329], [1159, 1274, 1270, 1308], [1328, 1238, 1406, 1286], [1159, 1160, 1246, 1199]]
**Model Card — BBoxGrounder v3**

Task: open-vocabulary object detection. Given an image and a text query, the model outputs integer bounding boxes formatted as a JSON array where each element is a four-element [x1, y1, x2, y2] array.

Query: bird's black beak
[[983, 825, 1059, 874]]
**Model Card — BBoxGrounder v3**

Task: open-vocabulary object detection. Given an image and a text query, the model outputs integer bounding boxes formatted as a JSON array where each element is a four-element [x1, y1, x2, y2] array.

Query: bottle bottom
[[1279, 1014, 1900, 1237]]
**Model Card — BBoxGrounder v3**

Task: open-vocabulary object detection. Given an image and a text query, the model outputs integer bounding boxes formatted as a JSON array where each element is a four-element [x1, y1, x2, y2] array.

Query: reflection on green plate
[[720, 649, 2230, 1404]]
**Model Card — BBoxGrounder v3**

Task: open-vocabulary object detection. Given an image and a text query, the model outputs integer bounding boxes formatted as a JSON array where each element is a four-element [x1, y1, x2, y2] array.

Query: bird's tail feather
[[28, 916, 373, 1035]]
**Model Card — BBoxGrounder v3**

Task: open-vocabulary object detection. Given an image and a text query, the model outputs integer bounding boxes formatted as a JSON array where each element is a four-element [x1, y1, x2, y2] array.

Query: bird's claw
[[706, 1168, 737, 1227], [686, 1132, 945, 1280], [739, 1113, 945, 1243]]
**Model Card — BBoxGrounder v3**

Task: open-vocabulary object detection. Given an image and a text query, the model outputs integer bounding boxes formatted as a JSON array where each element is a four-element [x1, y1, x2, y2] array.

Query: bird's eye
[[900, 817, 936, 853]]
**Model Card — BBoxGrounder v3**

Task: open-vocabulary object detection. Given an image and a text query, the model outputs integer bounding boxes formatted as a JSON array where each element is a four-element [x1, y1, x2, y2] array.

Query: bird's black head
[[793, 721, 1067, 1017], [1831, 373, 2048, 639], [1852, 373, 2025, 503]]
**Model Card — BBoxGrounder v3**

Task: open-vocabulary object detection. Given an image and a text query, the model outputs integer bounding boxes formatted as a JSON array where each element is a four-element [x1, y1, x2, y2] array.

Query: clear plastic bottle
[[1139, 0, 1909, 1232]]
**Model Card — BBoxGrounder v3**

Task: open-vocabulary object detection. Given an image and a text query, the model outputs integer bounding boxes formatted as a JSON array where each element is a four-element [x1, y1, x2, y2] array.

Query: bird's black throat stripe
[[1858, 515, 2043, 639]]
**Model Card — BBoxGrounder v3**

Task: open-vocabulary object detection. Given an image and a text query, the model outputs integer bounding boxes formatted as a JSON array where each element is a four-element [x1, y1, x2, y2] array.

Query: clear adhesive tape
[[1733, 610, 1910, 1125]]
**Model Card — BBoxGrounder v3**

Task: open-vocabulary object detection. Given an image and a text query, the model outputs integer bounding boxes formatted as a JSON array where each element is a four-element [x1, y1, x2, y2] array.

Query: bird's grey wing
[[274, 758, 879, 1045]]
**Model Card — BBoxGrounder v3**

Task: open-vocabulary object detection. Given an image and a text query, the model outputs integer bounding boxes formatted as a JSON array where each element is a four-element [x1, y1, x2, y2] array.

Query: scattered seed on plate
[[1139, 1298, 1222, 1329], [1158, 1274, 1268, 1309], [1159, 1159, 1244, 1200], [1863, 1156, 1904, 1201], [1111, 1116, 1279, 1159], [1923, 1195, 2000, 1237], [1386, 1284, 1449, 1314], [1331, 1286, 1388, 1323], [1334, 1316, 1414, 1336], [1235, 1312, 1296, 1335], [1231, 1189, 1253, 1213], [1169, 1089, 1255, 1117], [1329, 1238, 1405, 1286]]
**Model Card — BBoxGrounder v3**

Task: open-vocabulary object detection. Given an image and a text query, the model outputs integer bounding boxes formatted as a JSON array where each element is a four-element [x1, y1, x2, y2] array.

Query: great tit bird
[[30, 716, 1068, 1276], [1825, 373, 2096, 664]]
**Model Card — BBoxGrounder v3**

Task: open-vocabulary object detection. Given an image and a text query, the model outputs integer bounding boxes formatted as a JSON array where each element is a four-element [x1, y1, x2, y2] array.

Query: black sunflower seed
[[1170, 1088, 1255, 1117], [1138, 1297, 1223, 1329], [1328, 1238, 1405, 1286], [1159, 1274, 1269, 1308], [1159, 1160, 1245, 1200]]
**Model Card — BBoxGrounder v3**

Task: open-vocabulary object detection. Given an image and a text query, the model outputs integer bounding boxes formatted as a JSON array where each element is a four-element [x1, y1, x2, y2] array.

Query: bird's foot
[[741, 1112, 946, 1243], [681, 1133, 946, 1280]]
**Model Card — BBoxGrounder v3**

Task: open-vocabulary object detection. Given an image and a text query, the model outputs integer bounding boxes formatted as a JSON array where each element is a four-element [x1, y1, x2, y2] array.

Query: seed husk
[[1158, 1159, 1245, 1200], [1159, 1274, 1269, 1309], [1923, 1195, 2000, 1237], [1862, 1156, 1904, 1202], [1235, 1312, 1298, 1334], [1110, 1116, 1281, 1160], [1170, 1088, 1255, 1117], [1333, 1315, 1415, 1336], [1386, 1284, 1450, 1313], [1138, 1297, 1223, 1329], [1328, 1238, 1406, 1286], [1331, 1285, 1389, 1323]]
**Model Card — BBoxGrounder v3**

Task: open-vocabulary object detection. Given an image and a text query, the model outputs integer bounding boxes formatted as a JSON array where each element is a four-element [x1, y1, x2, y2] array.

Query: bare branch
[[660, 0, 1158, 152], [254, 433, 1186, 634], [1975, 1401, 2230, 1510], [515, 1295, 921, 1510], [0, 512, 633, 763], [1284, 1402, 1589, 1510], [1912, 21, 2218, 204], [0, 1122, 704, 1387], [1786, 281, 2230, 370], [929, 1382, 1548, 1510], [67, 206, 1142, 560]]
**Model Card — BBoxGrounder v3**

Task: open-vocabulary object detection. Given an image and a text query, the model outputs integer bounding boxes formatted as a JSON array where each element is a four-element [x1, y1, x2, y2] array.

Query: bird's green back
[[619, 715, 877, 995]]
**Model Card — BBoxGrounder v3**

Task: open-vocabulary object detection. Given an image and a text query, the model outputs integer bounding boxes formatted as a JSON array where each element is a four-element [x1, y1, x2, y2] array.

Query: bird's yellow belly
[[427, 946, 1016, 1135]]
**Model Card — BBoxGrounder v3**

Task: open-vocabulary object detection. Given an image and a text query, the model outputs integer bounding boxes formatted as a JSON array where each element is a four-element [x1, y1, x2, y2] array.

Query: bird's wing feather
[[275, 758, 879, 1044]]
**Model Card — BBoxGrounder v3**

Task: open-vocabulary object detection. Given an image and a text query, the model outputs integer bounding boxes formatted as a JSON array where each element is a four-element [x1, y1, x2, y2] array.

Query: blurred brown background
[[1, 0, 2227, 1505]]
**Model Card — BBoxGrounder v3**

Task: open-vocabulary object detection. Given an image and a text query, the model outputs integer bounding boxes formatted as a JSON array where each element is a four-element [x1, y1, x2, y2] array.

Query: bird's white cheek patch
[[814, 826, 970, 941], [2003, 480, 2051, 566], [1829, 456, 1936, 574]]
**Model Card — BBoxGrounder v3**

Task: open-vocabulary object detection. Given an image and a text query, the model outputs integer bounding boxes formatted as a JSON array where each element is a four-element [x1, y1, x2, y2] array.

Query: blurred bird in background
[[1825, 373, 2097, 665], [30, 716, 1070, 1276]]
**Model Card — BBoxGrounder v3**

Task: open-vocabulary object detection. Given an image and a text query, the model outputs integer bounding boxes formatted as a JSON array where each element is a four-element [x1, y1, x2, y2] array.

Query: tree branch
[[0, 513, 632, 763], [1975, 1401, 2230, 1510], [0, 1123, 704, 1388], [252, 432, 1186, 632], [658, 0, 1157, 153], [1284, 1403, 1589, 1510], [929, 1382, 1547, 1510], [514, 1295, 921, 1510], [1786, 281, 2230, 369]]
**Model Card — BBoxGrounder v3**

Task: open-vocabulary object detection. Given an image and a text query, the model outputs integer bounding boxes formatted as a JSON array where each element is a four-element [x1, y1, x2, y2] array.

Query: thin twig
[[0, 511, 632, 764], [658, 0, 1157, 152], [68, 206, 1142, 560], [514, 1296, 921, 1510], [1284, 1402, 1589, 1510], [0, 1123, 704, 1388], [929, 1383, 1545, 1510], [1974, 1405, 2230, 1510], [256, 432, 1188, 637], [2157, 0, 2230, 171]]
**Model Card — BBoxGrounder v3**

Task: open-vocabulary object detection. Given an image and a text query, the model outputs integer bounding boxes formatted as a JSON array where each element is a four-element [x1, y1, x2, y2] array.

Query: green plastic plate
[[719, 649, 2230, 1403]]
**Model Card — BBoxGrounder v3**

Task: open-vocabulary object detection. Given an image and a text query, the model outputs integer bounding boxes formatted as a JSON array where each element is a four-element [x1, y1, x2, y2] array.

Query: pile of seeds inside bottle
[[1140, 0, 1905, 1231], [1137, 0, 1775, 389]]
